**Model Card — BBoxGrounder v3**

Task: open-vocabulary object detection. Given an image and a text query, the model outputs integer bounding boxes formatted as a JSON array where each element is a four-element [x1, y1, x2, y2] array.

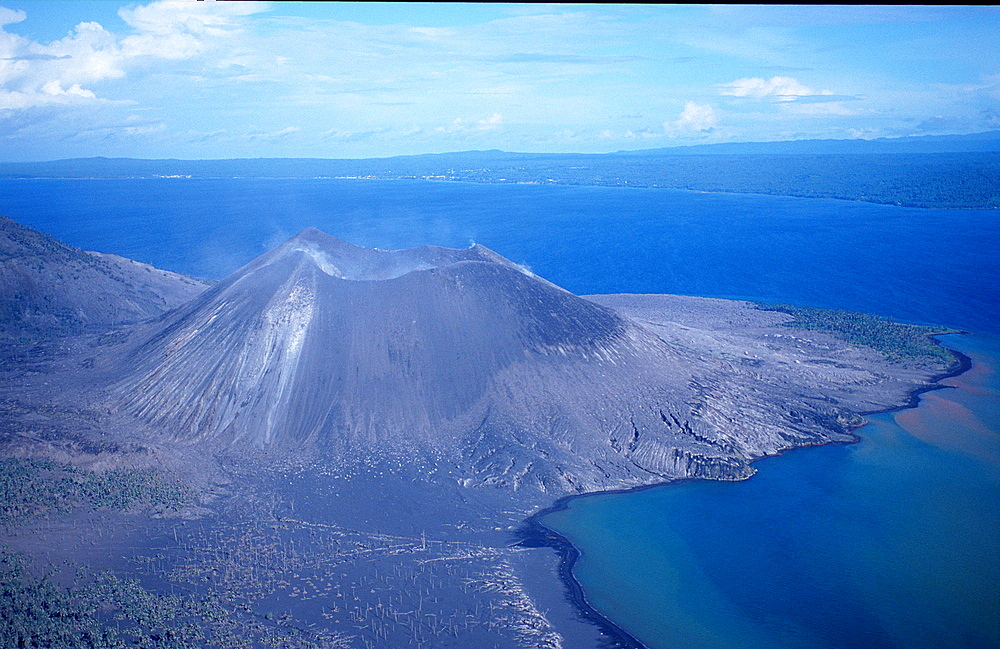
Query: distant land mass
[[615, 130, 1000, 155], [1, 131, 998, 209], [0, 216, 967, 648]]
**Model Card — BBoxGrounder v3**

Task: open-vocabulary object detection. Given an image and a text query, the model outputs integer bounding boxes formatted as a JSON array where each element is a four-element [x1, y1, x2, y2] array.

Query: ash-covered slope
[[111, 228, 908, 495], [0, 216, 209, 334]]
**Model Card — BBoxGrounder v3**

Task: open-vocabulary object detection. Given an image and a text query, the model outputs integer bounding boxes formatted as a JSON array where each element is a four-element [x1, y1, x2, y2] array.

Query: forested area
[[755, 303, 957, 362], [446, 152, 1000, 209], [0, 458, 192, 526], [0, 459, 342, 649]]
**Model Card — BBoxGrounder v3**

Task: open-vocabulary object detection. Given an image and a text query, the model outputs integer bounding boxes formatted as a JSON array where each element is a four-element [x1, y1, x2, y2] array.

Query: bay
[[542, 333, 1000, 649]]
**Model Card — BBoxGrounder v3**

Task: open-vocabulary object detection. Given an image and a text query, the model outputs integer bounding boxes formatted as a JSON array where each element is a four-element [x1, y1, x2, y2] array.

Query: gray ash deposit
[[0, 216, 209, 336]]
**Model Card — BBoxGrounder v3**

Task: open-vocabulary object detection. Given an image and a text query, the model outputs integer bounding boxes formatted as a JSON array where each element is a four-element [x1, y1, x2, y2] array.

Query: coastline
[[3, 169, 998, 212], [865, 333, 973, 415], [518, 495, 651, 649], [522, 332, 975, 649]]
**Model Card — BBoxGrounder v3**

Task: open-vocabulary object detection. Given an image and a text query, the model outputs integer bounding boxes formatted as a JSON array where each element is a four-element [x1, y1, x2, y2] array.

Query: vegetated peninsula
[[0, 217, 963, 648]]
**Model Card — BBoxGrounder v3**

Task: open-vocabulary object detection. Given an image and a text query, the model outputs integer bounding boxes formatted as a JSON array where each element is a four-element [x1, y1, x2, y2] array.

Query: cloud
[[477, 113, 503, 131], [118, 0, 265, 60], [41, 80, 96, 98], [436, 118, 465, 134], [0, 1, 267, 112], [2, 4, 993, 159], [0, 6, 25, 28], [407, 26, 454, 41], [183, 128, 228, 143], [1, 54, 72, 61], [780, 101, 859, 116], [981, 109, 1000, 130], [670, 102, 718, 132], [249, 126, 300, 140], [119, 1, 265, 37], [124, 121, 167, 136], [789, 94, 859, 103], [320, 128, 388, 143], [490, 52, 643, 64], [434, 114, 504, 134], [721, 76, 832, 101]]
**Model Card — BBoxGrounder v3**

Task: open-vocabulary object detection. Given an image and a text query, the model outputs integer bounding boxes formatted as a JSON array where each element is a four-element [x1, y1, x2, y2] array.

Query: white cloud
[[781, 101, 859, 116], [407, 26, 455, 41], [477, 112, 503, 131], [41, 80, 96, 98], [0, 1, 267, 111], [119, 1, 264, 36], [670, 102, 718, 132], [250, 126, 300, 140], [0, 6, 25, 28], [1, 4, 991, 158], [436, 118, 465, 134], [119, 0, 264, 60], [435, 114, 505, 134], [721, 76, 832, 101], [124, 121, 167, 136], [847, 128, 880, 139]]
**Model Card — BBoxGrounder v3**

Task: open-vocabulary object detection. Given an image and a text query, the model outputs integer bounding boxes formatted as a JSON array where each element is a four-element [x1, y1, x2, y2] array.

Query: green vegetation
[[0, 548, 348, 649], [0, 458, 194, 527], [755, 303, 956, 362], [414, 152, 1000, 209], [0, 461, 354, 647], [0, 552, 119, 649]]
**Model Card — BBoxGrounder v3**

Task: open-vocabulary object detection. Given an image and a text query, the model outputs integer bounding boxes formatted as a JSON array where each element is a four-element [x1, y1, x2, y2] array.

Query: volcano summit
[[102, 228, 952, 497]]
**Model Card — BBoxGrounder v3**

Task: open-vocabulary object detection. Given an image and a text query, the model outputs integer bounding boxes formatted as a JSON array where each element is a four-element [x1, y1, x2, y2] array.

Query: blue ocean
[[5, 178, 998, 333], [2, 178, 998, 648]]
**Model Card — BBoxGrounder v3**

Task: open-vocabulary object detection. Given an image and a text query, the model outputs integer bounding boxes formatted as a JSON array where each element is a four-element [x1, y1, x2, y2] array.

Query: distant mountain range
[[0, 131, 997, 208], [614, 130, 1000, 155]]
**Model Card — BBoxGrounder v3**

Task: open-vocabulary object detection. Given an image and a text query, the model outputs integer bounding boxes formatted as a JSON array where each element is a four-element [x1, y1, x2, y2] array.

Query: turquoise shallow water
[[543, 333, 1000, 649]]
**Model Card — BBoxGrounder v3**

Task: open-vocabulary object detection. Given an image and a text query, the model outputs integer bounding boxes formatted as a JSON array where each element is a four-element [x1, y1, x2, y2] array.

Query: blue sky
[[0, 2, 997, 160]]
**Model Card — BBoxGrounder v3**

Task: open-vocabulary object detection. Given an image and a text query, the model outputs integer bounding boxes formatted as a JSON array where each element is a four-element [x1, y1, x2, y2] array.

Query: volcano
[[110, 228, 932, 494], [0, 221, 963, 649]]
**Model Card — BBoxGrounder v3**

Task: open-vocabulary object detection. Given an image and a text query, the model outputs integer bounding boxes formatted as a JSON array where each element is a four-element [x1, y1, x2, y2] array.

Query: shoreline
[[866, 333, 973, 415], [3, 175, 997, 211], [520, 332, 975, 649]]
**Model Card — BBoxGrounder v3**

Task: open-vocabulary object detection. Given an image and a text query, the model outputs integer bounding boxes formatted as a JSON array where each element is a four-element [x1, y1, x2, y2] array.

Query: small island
[[0, 217, 966, 648]]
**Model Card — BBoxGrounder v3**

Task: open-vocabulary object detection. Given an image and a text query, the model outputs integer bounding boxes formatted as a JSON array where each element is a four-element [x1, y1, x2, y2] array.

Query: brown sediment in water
[[892, 376, 1000, 466], [939, 351, 996, 397]]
